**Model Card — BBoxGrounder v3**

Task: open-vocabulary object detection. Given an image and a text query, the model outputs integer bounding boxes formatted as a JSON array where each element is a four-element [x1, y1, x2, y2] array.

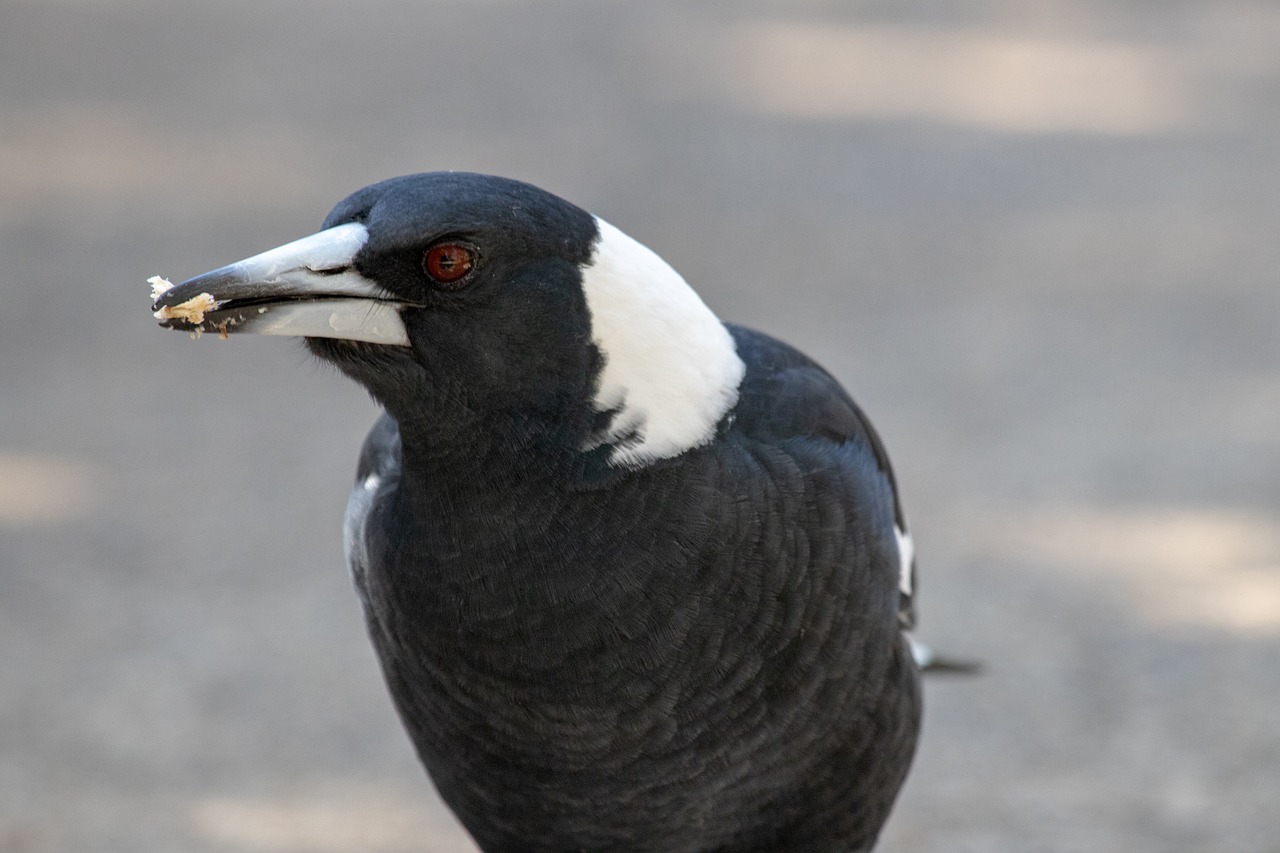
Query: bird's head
[[153, 172, 745, 470]]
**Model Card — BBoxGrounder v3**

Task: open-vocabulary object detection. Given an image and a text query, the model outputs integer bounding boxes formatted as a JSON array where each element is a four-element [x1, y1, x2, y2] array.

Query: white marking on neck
[[580, 217, 745, 468]]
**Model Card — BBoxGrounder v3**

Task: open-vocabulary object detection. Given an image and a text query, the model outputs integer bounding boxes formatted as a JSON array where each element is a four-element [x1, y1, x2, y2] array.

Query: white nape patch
[[895, 525, 915, 597], [581, 218, 746, 467]]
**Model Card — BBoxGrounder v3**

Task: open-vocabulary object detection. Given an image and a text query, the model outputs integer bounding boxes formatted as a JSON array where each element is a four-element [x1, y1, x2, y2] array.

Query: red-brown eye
[[423, 243, 475, 286]]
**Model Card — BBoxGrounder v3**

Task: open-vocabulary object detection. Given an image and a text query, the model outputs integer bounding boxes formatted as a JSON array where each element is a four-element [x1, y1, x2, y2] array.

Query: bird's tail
[[908, 636, 982, 675]]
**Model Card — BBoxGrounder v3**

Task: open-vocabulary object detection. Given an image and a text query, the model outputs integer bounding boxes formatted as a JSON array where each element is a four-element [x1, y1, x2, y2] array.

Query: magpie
[[152, 172, 927, 852]]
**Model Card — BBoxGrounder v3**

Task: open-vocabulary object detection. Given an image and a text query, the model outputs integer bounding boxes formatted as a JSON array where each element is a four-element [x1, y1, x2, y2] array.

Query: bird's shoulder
[[726, 324, 897, 478], [344, 412, 402, 606], [353, 411, 403, 487], [725, 324, 917, 630]]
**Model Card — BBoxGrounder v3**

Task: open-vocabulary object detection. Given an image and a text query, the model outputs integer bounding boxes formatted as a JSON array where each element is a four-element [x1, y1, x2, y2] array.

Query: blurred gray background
[[3, 1, 1279, 851]]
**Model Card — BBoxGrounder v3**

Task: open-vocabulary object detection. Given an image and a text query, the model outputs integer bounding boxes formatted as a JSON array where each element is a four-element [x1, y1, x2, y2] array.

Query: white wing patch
[[343, 471, 382, 607], [907, 636, 934, 669], [895, 525, 915, 598], [580, 218, 745, 468]]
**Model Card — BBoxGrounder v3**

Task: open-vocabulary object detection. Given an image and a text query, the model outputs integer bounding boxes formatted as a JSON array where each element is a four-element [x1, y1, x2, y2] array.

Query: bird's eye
[[423, 243, 476, 287]]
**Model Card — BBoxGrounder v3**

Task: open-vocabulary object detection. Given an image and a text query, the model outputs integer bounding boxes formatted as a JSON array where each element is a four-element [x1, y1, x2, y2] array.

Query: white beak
[[151, 222, 410, 346]]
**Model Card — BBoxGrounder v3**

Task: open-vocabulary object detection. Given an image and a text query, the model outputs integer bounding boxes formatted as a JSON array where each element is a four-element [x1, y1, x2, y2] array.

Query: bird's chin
[[305, 336, 419, 375]]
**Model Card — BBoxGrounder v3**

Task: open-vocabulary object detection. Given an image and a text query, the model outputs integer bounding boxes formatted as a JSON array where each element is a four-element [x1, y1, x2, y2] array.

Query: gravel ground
[[3, 1, 1279, 851]]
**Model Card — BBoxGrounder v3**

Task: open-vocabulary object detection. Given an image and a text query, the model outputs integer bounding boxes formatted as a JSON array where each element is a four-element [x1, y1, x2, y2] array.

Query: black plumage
[[153, 173, 923, 852]]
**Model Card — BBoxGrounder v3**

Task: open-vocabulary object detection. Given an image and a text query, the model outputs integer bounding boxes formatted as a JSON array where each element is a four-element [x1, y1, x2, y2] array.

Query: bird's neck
[[377, 420, 699, 680], [390, 415, 608, 582]]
